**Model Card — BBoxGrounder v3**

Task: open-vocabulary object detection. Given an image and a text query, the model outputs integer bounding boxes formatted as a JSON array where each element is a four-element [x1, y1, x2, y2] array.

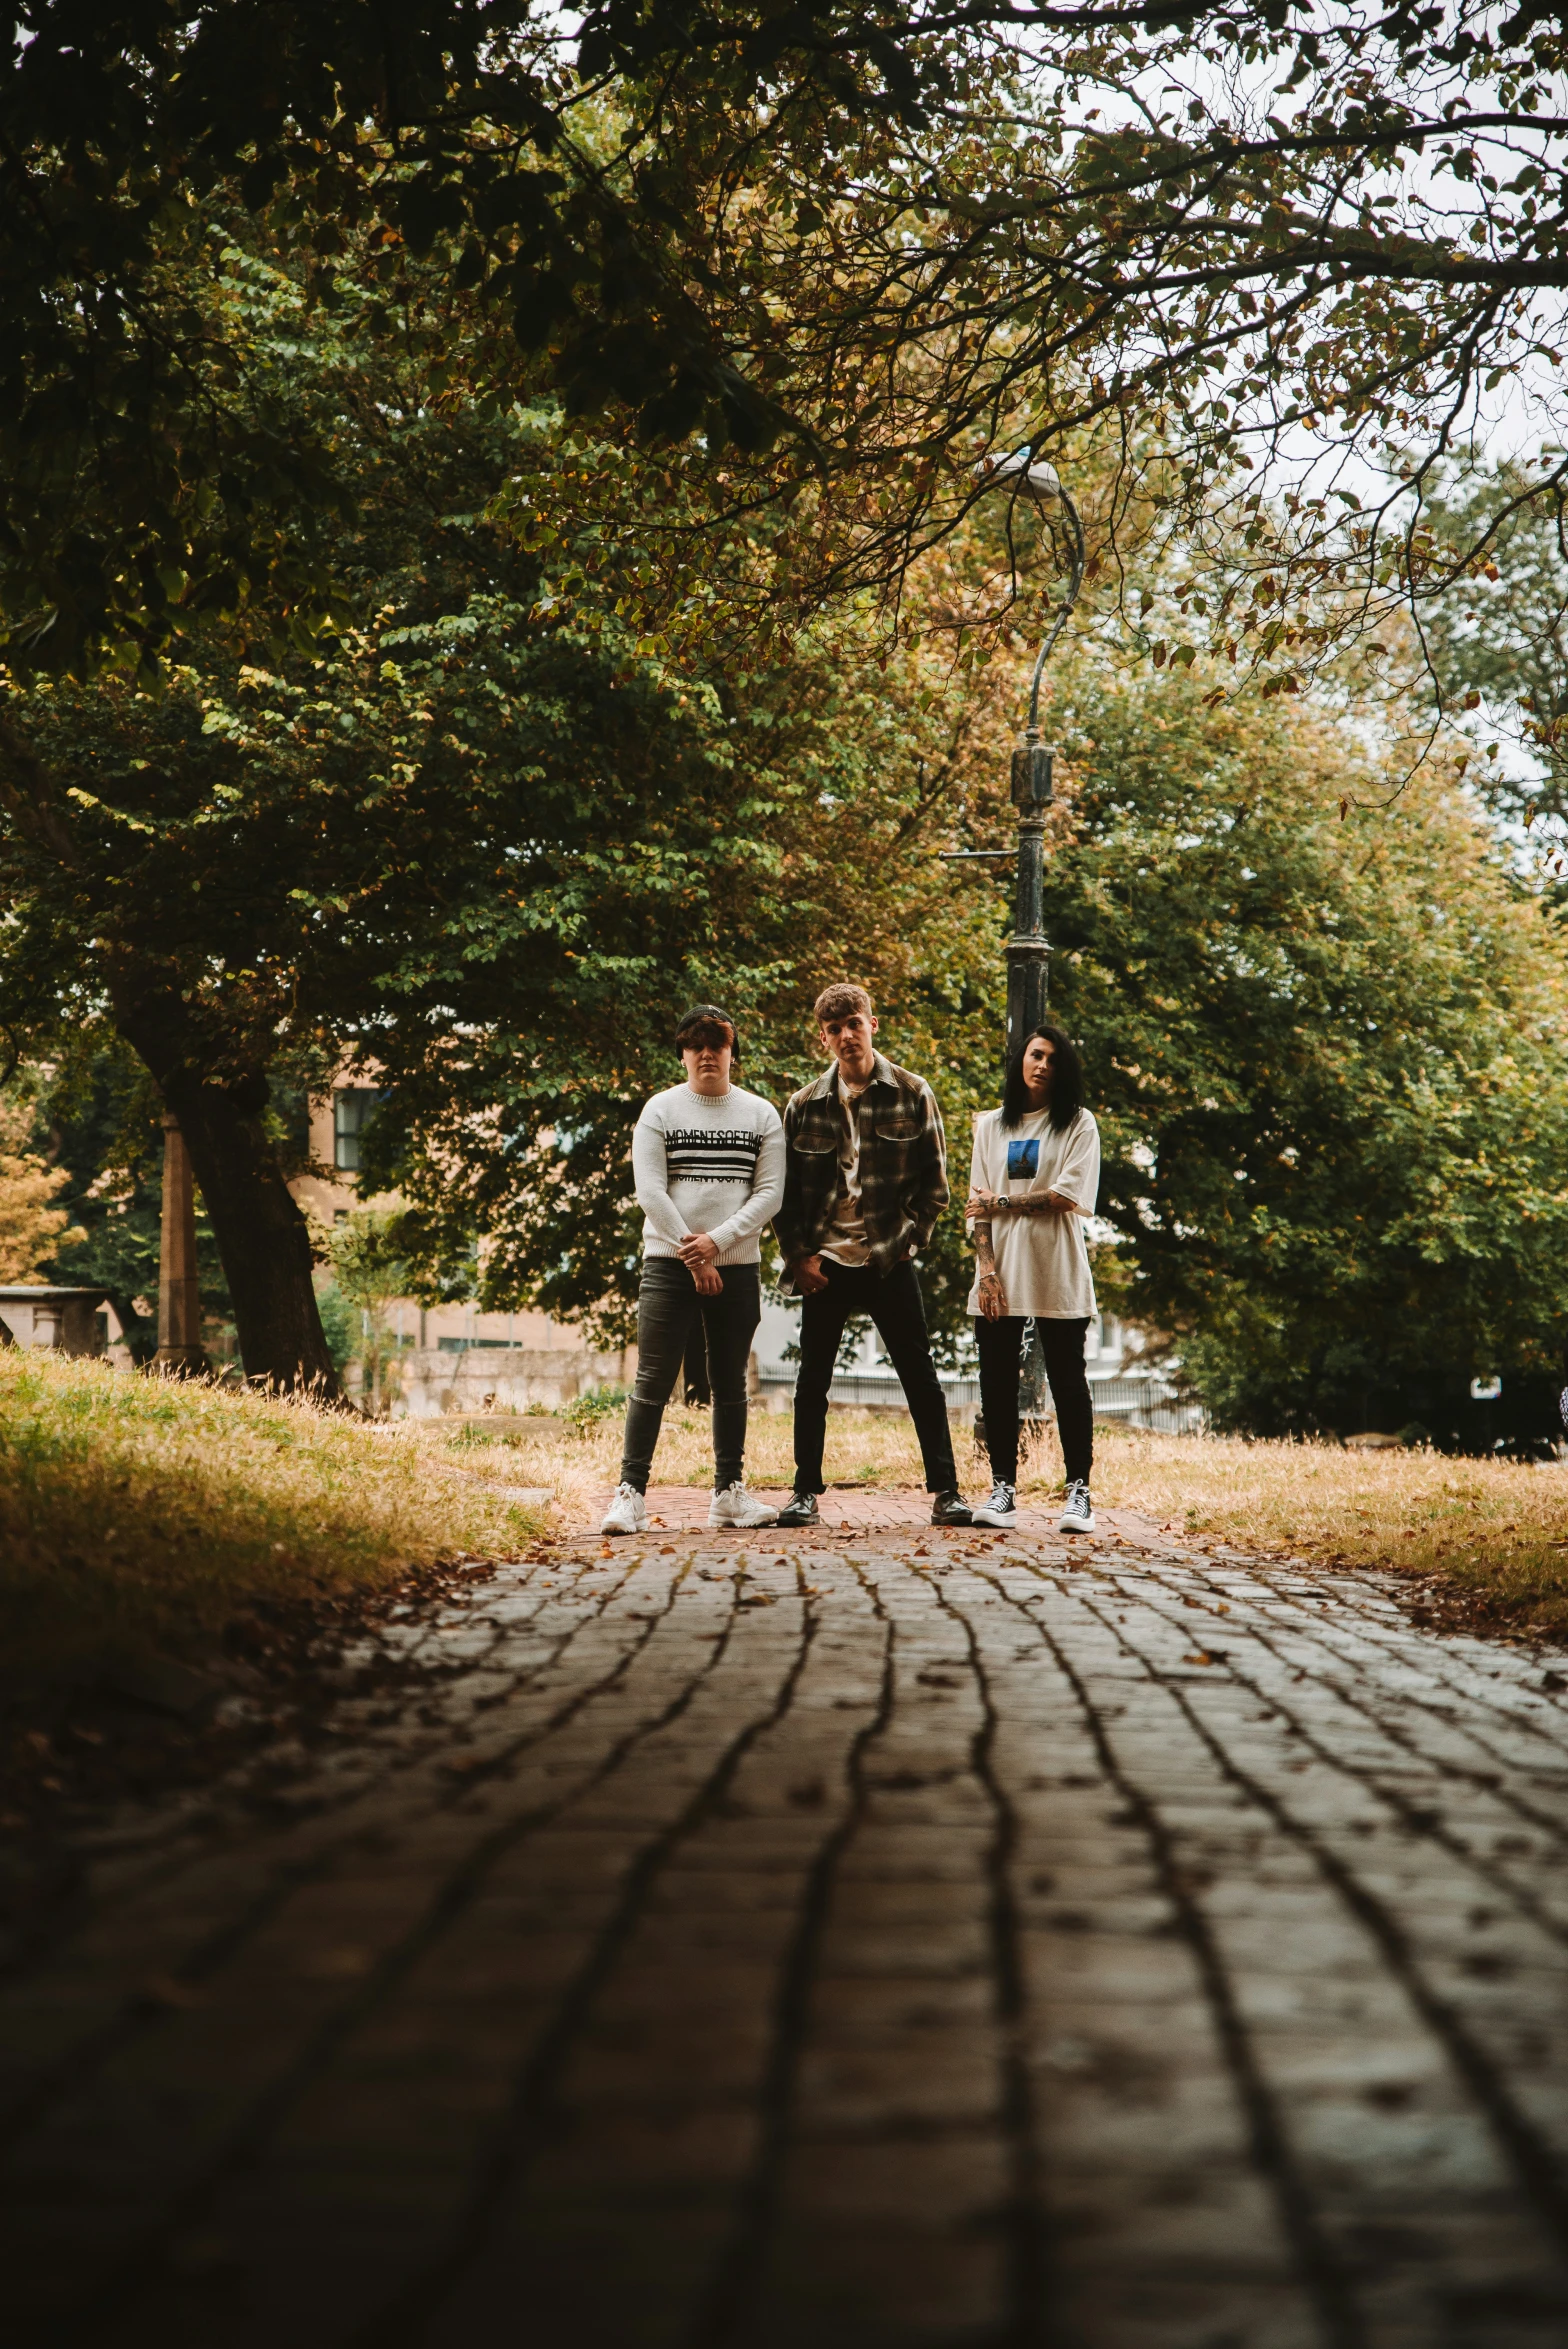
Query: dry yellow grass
[[0, 1353, 544, 1678], [429, 1404, 1568, 1640], [1097, 1424, 1568, 1639]]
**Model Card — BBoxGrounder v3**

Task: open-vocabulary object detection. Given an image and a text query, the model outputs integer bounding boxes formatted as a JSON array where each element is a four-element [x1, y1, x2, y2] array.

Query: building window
[[333, 1088, 380, 1173]]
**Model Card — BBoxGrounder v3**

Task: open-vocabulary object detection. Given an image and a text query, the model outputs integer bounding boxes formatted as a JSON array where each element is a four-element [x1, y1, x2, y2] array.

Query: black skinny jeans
[[975, 1314, 1094, 1487], [794, 1258, 958, 1495], [620, 1259, 761, 1493]]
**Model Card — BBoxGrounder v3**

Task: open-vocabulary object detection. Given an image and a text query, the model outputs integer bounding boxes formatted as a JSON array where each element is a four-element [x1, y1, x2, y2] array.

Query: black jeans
[[794, 1258, 958, 1495], [975, 1314, 1093, 1487], [620, 1259, 761, 1492]]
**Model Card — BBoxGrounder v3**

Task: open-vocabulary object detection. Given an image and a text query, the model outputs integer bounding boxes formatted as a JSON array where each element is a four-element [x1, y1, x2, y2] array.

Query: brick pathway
[[5, 1501, 1568, 2346]]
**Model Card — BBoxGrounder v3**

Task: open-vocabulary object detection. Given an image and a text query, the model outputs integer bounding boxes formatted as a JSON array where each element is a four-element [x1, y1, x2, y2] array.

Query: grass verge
[[1096, 1423, 1568, 1644], [0, 1352, 545, 1682]]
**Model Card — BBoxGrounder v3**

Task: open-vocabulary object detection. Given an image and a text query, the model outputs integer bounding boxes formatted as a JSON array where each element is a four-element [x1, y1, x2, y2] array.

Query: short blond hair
[[813, 982, 874, 1025]]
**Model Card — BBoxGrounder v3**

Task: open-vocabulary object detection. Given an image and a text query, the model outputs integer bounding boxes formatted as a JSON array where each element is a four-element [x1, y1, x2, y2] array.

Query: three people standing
[[601, 992, 1101, 1533]]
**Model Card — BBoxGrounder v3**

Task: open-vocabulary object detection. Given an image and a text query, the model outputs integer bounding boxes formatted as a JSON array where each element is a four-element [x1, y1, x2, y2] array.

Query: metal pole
[[154, 1114, 206, 1374], [1002, 466, 1084, 1055], [1006, 750, 1053, 1062], [998, 462, 1085, 1436]]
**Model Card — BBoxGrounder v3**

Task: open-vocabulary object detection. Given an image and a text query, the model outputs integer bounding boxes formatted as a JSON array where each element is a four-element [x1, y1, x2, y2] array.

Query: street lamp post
[[944, 450, 1085, 1429]]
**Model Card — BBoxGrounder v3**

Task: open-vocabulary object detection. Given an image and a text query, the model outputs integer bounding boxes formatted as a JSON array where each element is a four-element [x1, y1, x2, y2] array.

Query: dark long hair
[[1001, 1024, 1085, 1133]]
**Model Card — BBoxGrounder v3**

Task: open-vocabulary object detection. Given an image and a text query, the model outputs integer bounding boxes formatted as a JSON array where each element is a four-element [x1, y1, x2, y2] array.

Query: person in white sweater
[[601, 1005, 786, 1535]]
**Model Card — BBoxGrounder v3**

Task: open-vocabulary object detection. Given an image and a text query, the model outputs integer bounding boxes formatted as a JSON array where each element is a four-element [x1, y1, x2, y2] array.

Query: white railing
[[756, 1362, 1205, 1431]]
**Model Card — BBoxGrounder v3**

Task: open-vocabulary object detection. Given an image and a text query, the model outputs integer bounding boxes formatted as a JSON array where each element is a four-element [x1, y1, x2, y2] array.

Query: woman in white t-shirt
[[965, 1026, 1101, 1533]]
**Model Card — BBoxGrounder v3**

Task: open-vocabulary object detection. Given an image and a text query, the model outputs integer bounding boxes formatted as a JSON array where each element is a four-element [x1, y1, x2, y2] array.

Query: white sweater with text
[[632, 1084, 786, 1265]]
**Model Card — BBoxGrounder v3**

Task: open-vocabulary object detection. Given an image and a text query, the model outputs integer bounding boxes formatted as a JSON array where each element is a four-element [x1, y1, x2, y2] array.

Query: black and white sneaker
[[931, 1489, 973, 1527], [972, 1481, 1017, 1529], [776, 1489, 820, 1529], [1057, 1481, 1096, 1534]]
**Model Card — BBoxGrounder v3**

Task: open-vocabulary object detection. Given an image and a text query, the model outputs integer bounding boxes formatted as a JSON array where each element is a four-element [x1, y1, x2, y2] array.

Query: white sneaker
[[600, 1482, 649, 1536], [972, 1481, 1017, 1529], [1057, 1481, 1096, 1534], [708, 1481, 780, 1529]]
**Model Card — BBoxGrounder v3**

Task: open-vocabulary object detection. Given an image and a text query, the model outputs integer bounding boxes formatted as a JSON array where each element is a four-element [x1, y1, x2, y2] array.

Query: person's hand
[[978, 1271, 1008, 1321], [966, 1188, 1000, 1218], [678, 1230, 720, 1269], [793, 1253, 830, 1295], [691, 1260, 724, 1296]]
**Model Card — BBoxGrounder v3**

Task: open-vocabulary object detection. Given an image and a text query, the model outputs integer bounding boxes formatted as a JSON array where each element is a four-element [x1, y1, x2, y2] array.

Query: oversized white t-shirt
[[964, 1106, 1100, 1319]]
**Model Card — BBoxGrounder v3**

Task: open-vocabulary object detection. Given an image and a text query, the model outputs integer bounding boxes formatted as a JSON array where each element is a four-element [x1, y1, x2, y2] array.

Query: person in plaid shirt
[[774, 982, 972, 1527]]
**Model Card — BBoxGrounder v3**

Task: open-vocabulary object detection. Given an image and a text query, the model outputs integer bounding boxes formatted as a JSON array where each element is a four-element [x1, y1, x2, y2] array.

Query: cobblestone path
[[5, 1512, 1568, 2348]]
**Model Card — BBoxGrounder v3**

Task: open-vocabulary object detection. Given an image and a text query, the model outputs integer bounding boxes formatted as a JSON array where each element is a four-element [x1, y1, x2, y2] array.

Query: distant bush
[[562, 1385, 629, 1437]]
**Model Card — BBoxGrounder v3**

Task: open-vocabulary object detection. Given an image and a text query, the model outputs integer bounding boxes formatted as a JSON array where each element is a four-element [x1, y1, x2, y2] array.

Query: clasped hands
[[677, 1230, 724, 1296]]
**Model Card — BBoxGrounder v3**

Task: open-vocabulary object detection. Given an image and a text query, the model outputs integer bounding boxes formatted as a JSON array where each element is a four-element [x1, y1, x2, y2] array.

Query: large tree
[[1034, 653, 1568, 1434], [0, 250, 573, 1386], [10, 1, 1568, 681], [0, 233, 996, 1384]]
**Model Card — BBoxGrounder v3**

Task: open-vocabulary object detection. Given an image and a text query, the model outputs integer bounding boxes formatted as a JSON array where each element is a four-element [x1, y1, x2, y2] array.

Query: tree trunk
[[169, 1073, 340, 1395], [0, 713, 339, 1396], [110, 987, 340, 1397]]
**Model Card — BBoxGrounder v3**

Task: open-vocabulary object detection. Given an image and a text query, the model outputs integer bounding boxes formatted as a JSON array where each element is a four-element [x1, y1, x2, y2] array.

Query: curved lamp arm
[[974, 451, 1084, 732]]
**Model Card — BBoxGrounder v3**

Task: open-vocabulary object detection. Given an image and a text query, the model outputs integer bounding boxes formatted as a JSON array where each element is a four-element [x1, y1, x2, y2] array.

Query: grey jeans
[[619, 1258, 761, 1492]]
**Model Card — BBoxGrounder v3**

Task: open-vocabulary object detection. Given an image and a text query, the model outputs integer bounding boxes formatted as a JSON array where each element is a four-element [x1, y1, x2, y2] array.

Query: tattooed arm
[[970, 1194, 1008, 1321]]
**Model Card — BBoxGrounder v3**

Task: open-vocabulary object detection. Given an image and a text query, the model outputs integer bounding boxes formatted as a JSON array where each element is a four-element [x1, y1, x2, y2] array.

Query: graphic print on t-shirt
[[663, 1128, 764, 1185], [1006, 1137, 1040, 1181]]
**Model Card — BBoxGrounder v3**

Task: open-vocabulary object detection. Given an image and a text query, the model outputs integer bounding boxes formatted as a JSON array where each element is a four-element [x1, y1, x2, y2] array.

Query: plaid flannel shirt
[[774, 1052, 950, 1287]]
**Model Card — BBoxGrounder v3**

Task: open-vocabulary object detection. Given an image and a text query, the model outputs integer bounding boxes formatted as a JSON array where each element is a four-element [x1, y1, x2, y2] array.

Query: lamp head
[[974, 448, 1063, 506]]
